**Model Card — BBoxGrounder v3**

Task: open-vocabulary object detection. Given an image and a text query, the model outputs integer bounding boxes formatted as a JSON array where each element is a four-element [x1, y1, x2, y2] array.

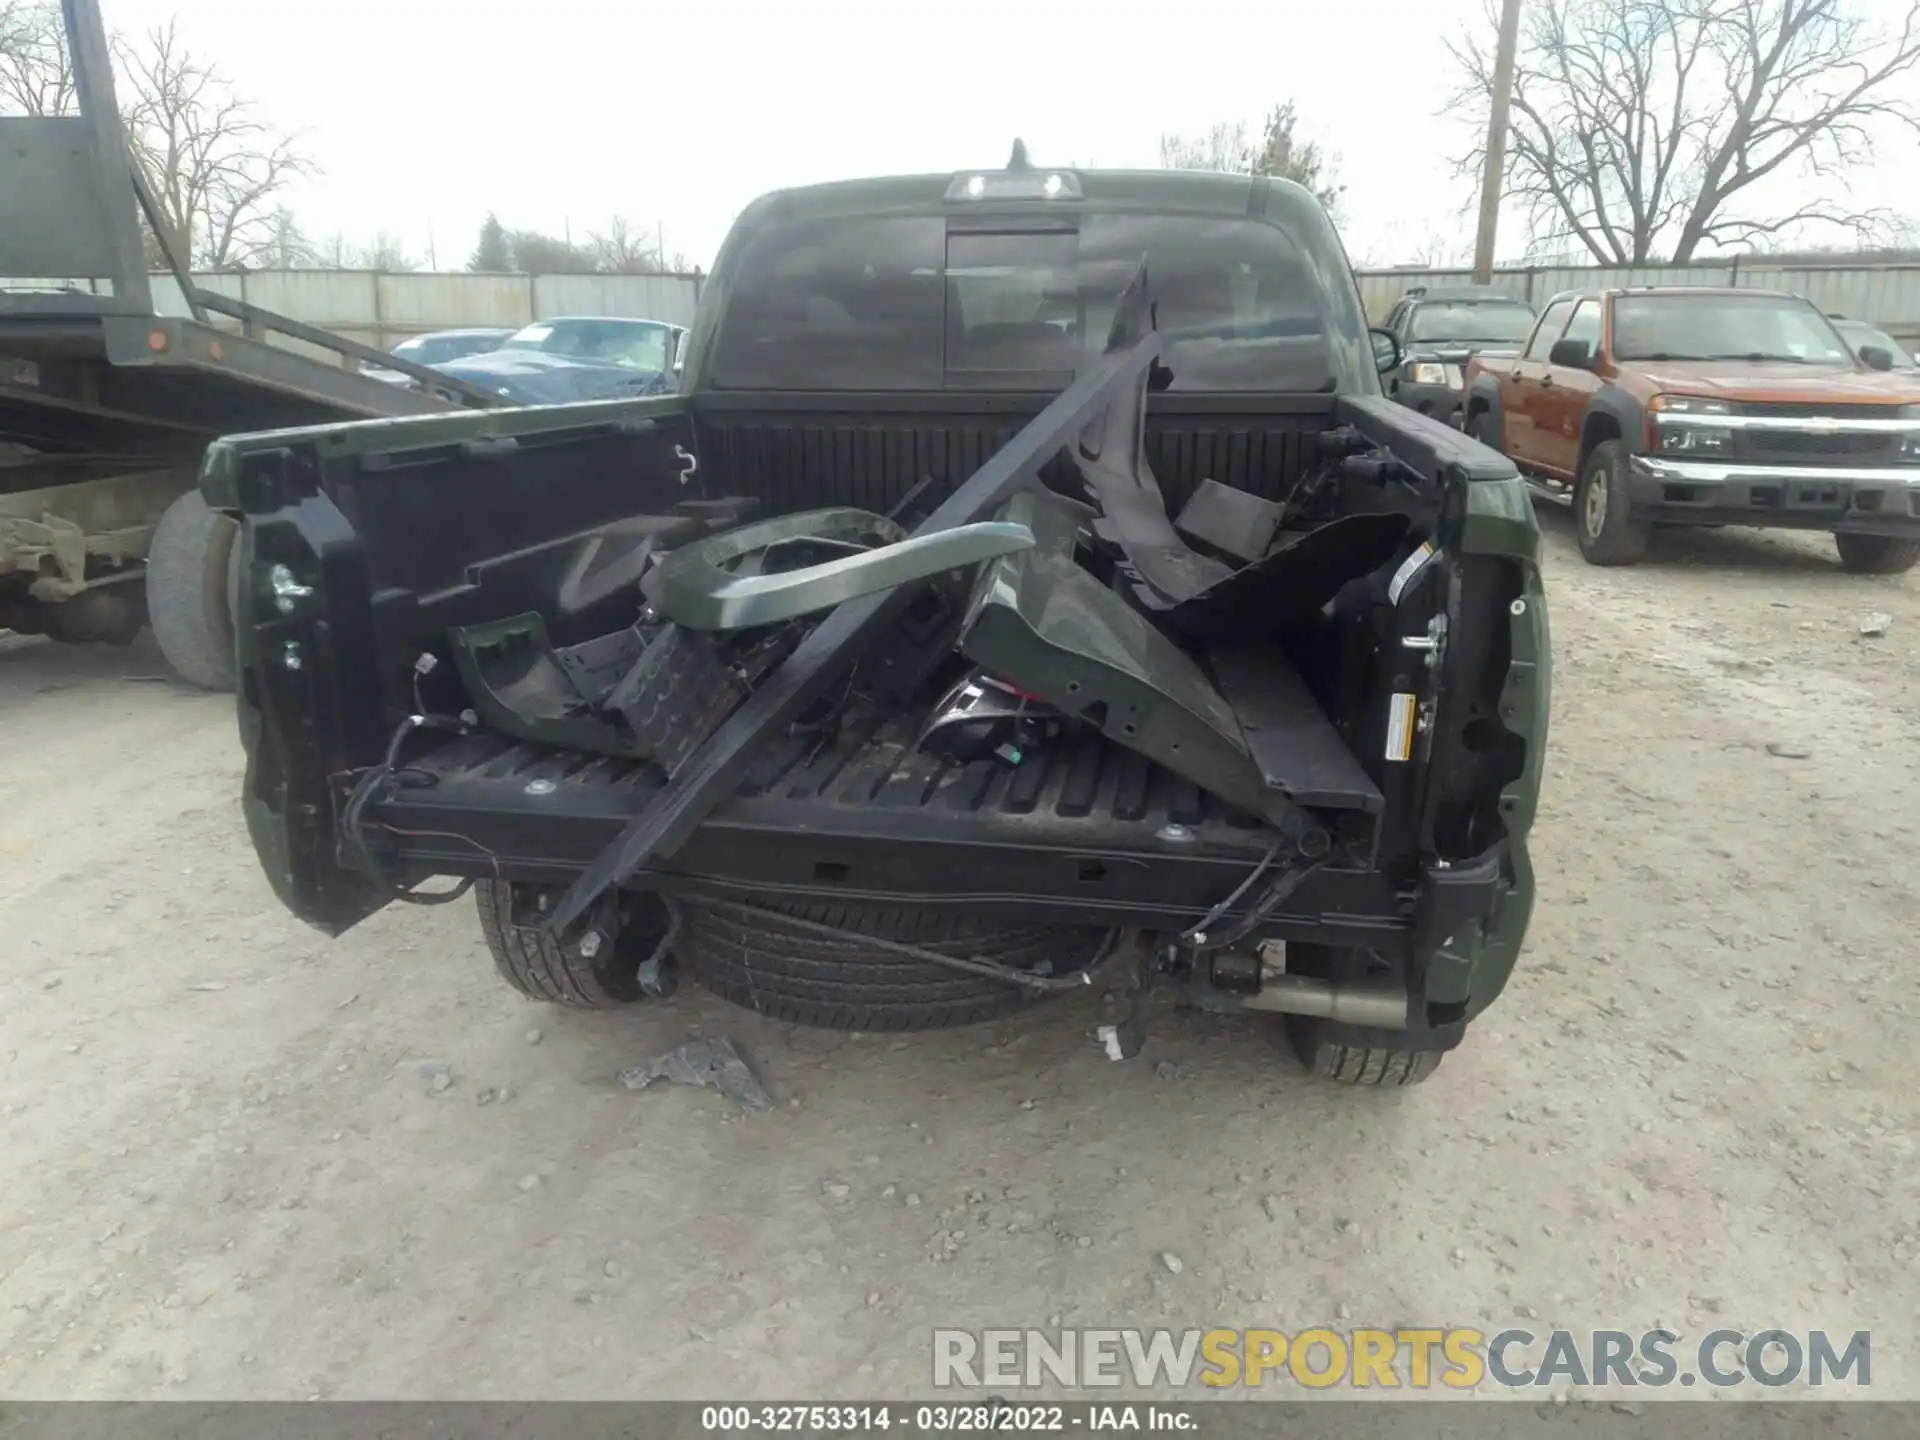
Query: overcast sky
[[97, 0, 1920, 273]]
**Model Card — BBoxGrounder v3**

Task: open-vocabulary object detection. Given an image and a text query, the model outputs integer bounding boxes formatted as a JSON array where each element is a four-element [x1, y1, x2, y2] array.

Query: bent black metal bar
[[541, 267, 1167, 939]]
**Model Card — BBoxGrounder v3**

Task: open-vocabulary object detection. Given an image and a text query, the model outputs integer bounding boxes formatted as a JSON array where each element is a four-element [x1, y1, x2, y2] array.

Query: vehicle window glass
[[597, 325, 669, 371], [1409, 302, 1537, 344], [1612, 294, 1851, 364], [711, 216, 947, 390], [501, 323, 554, 350], [1837, 320, 1916, 368], [712, 212, 1337, 392], [1524, 301, 1575, 362], [413, 336, 470, 363], [1076, 213, 1334, 392], [945, 231, 1082, 373], [391, 338, 424, 360], [1559, 299, 1601, 351]]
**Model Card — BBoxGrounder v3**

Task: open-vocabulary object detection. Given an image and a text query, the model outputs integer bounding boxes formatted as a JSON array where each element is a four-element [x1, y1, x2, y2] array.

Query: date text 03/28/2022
[[700, 1404, 1194, 1432]]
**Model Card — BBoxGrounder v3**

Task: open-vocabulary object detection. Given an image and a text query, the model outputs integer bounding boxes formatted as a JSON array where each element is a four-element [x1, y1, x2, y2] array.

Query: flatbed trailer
[[0, 0, 498, 687]]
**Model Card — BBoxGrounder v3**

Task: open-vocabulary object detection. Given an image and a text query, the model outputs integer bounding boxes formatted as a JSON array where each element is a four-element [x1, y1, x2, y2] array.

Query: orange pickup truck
[[1461, 286, 1920, 572]]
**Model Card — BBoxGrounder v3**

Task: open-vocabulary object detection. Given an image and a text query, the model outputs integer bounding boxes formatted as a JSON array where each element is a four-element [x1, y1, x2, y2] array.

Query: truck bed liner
[[378, 715, 1401, 935]]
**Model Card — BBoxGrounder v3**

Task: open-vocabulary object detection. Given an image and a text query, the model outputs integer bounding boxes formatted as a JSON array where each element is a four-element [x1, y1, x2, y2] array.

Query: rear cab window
[[1407, 302, 1536, 345], [710, 209, 1341, 393]]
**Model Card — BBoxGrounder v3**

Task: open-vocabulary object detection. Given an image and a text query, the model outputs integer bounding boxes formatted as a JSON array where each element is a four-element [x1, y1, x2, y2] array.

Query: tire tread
[[476, 880, 643, 1009], [676, 897, 1111, 1031], [146, 490, 239, 691]]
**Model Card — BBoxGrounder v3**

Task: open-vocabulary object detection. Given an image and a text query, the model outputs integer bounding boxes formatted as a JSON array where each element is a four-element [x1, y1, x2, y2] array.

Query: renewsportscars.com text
[[932, 1327, 1871, 1391]]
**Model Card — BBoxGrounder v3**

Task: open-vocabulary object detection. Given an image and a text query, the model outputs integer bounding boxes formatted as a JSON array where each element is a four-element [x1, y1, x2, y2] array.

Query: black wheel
[[1834, 533, 1920, 575], [146, 488, 239, 690], [475, 880, 672, 1008], [1573, 440, 1651, 566], [1279, 945, 1452, 1087], [675, 897, 1114, 1031]]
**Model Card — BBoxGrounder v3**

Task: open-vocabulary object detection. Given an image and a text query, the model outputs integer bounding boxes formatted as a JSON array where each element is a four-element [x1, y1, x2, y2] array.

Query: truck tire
[[1278, 945, 1448, 1087], [475, 880, 670, 1008], [146, 490, 240, 691], [1292, 1033, 1444, 1086], [675, 897, 1113, 1031], [1573, 440, 1651, 566], [1834, 533, 1920, 575]]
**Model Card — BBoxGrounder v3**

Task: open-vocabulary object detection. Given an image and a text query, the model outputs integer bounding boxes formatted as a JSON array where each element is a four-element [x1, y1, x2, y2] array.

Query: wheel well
[[1578, 412, 1622, 474]]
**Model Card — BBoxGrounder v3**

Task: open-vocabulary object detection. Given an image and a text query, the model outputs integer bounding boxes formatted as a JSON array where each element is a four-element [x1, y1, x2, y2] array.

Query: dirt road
[[3, 516, 1916, 1402]]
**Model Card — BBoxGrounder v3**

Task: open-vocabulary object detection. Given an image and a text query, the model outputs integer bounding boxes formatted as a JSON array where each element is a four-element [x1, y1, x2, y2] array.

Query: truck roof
[[1543, 284, 1810, 305], [1402, 285, 1528, 304], [731, 164, 1323, 231]]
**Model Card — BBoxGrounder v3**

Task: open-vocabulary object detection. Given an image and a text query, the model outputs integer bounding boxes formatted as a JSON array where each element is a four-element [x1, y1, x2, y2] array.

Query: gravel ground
[[2, 516, 1916, 1402]]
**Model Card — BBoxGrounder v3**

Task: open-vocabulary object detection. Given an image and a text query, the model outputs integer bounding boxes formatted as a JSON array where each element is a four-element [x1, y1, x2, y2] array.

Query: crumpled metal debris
[[1860, 611, 1892, 638], [616, 1036, 771, 1112]]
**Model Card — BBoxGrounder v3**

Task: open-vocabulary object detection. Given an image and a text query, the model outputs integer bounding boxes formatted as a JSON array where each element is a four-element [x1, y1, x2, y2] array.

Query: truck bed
[[377, 714, 1403, 940]]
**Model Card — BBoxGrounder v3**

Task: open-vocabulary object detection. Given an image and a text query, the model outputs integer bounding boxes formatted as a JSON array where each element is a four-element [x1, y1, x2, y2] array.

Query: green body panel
[[958, 489, 1279, 821], [1458, 471, 1542, 567], [1435, 475, 1552, 1015]]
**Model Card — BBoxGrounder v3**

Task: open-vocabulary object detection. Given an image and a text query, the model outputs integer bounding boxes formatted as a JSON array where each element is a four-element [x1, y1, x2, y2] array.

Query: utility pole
[[1472, 0, 1524, 284]]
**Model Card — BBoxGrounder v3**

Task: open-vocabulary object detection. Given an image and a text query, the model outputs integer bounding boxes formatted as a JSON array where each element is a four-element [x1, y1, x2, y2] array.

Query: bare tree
[[2, 7, 311, 268], [464, 211, 696, 275], [1451, 0, 1920, 264], [114, 21, 313, 270], [586, 215, 667, 274], [311, 229, 416, 270], [1159, 121, 1254, 174], [0, 0, 73, 114], [1392, 226, 1480, 268], [353, 231, 417, 271], [507, 228, 597, 275], [252, 206, 314, 268], [1160, 102, 1344, 214]]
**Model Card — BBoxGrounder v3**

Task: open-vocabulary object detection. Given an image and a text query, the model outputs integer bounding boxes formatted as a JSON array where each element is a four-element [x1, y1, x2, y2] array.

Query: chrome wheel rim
[[1584, 468, 1609, 536]]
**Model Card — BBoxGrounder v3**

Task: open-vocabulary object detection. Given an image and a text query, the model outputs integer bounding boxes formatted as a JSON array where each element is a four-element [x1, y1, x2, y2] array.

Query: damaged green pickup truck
[[203, 148, 1551, 1087]]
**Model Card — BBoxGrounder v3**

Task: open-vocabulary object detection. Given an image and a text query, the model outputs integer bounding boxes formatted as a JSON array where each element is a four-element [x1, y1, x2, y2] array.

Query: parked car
[[1830, 315, 1918, 371], [1462, 286, 1920, 573], [361, 328, 513, 384], [1380, 285, 1537, 427], [203, 150, 1552, 1088], [428, 316, 687, 404]]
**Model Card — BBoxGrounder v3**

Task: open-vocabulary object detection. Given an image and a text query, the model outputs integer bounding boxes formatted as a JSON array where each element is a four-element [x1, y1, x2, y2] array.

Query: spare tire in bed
[[674, 897, 1115, 1031]]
